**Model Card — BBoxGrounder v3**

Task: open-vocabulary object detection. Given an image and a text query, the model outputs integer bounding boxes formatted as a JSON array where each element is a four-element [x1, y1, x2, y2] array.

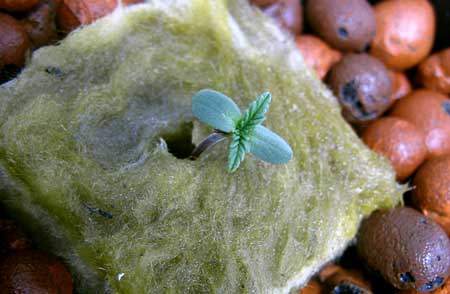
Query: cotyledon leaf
[[249, 125, 293, 164], [192, 89, 241, 133]]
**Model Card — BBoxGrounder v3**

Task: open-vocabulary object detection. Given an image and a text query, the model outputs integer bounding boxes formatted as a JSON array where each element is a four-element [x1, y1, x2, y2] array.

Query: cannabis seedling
[[191, 89, 293, 172]]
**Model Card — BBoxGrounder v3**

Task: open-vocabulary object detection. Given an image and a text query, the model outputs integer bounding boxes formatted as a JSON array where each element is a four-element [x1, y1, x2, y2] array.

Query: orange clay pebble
[[318, 263, 341, 282], [295, 35, 341, 79], [0, 250, 73, 294], [388, 70, 412, 106], [305, 0, 376, 52], [297, 279, 325, 294], [263, 0, 303, 35], [0, 13, 31, 69], [390, 90, 450, 158], [0, 0, 39, 12], [418, 48, 450, 95], [370, 0, 435, 71], [362, 117, 427, 181], [57, 0, 144, 33], [412, 154, 450, 236]]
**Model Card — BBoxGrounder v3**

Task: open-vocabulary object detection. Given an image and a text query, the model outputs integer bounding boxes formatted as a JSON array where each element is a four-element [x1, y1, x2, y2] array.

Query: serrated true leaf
[[192, 89, 241, 133], [249, 125, 293, 164], [228, 131, 250, 172], [237, 91, 271, 132]]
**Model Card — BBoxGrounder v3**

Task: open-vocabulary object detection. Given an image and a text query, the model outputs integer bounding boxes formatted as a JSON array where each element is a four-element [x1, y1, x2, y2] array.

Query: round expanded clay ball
[[0, 12, 31, 69], [295, 34, 342, 79], [390, 90, 450, 158], [418, 48, 450, 95], [412, 155, 450, 236], [0, 0, 39, 12], [263, 0, 303, 35], [0, 250, 73, 294], [362, 117, 427, 181], [370, 0, 435, 70], [305, 0, 376, 52], [327, 53, 392, 123], [357, 207, 450, 292]]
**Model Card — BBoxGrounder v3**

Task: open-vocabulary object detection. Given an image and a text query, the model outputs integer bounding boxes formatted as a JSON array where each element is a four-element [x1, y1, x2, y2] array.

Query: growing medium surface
[[0, 1, 402, 293]]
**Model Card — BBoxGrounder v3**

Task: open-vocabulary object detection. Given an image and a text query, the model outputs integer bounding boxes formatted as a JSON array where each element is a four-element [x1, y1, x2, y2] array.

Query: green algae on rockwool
[[0, 0, 402, 293]]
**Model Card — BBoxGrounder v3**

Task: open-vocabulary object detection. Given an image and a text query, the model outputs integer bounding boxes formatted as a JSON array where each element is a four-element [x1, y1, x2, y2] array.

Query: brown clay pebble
[[412, 155, 450, 236], [57, 0, 144, 33], [297, 279, 325, 294], [370, 0, 435, 70], [0, 13, 31, 68], [0, 0, 39, 12], [418, 48, 450, 95], [21, 2, 58, 48], [305, 0, 376, 52], [390, 90, 450, 158], [0, 250, 73, 294], [362, 117, 427, 181], [250, 0, 278, 8], [295, 34, 341, 79], [327, 53, 392, 123], [357, 207, 450, 291], [389, 70, 412, 104], [263, 0, 302, 36]]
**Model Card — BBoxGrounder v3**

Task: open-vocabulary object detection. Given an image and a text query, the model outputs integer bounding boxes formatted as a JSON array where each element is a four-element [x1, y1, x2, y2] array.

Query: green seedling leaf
[[237, 91, 271, 132], [249, 125, 293, 164], [228, 130, 250, 172], [192, 89, 292, 172], [192, 89, 241, 133]]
